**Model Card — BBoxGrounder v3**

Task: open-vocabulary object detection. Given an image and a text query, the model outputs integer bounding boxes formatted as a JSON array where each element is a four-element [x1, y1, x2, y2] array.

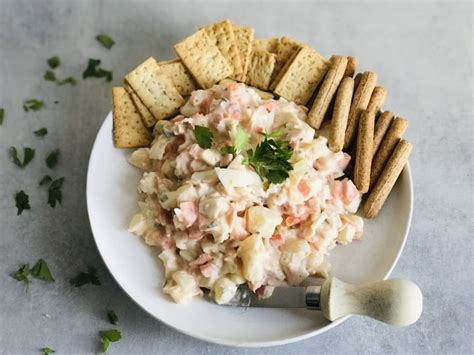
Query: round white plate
[[87, 113, 413, 347]]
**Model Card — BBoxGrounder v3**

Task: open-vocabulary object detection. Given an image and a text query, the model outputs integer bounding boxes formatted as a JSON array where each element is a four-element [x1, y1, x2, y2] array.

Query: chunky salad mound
[[127, 83, 363, 304]]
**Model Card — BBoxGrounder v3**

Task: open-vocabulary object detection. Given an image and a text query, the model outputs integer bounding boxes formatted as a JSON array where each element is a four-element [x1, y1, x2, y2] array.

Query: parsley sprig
[[244, 131, 293, 184], [15, 191, 31, 215], [10, 147, 35, 168], [83, 59, 113, 82], [99, 329, 122, 352], [221, 125, 248, 155], [194, 125, 214, 149]]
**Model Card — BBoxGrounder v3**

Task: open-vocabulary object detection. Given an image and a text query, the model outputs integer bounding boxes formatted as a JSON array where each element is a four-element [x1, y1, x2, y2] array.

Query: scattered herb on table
[[83, 59, 113, 82], [244, 131, 293, 184], [44, 70, 56, 82], [96, 34, 115, 49], [70, 265, 101, 287], [221, 125, 248, 154], [47, 56, 60, 69], [34, 128, 48, 137], [12, 263, 31, 283], [15, 191, 31, 215], [10, 147, 35, 168], [41, 347, 55, 355], [57, 77, 76, 86], [31, 259, 54, 282], [45, 149, 60, 169], [39, 175, 52, 186], [107, 310, 119, 325], [23, 99, 44, 112], [0, 108, 4, 125], [99, 329, 122, 352], [47, 177, 64, 208], [194, 125, 214, 149]]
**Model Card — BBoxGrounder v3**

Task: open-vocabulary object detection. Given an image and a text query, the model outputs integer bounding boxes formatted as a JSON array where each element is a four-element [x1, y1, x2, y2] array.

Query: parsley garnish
[[57, 77, 77, 86], [39, 175, 52, 186], [99, 329, 122, 352], [23, 99, 44, 112], [0, 108, 4, 125], [107, 310, 119, 325], [194, 125, 214, 149], [15, 191, 31, 215], [31, 259, 54, 282], [41, 347, 55, 355], [47, 177, 64, 208], [45, 149, 60, 169], [96, 34, 115, 49], [12, 264, 31, 283], [83, 59, 113, 82], [10, 147, 35, 168], [44, 70, 56, 81], [70, 265, 101, 287], [34, 128, 48, 137], [221, 125, 249, 154], [47, 56, 60, 69], [245, 132, 293, 184]]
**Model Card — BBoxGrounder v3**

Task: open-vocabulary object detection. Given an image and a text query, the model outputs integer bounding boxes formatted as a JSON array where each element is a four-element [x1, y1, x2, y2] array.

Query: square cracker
[[125, 57, 184, 121], [271, 37, 303, 85], [219, 79, 274, 100], [253, 37, 279, 53], [157, 59, 196, 97], [273, 46, 329, 105], [245, 50, 276, 90], [270, 46, 301, 91], [231, 23, 255, 81], [124, 83, 156, 127], [203, 20, 242, 77], [174, 30, 233, 89], [112, 87, 151, 148]]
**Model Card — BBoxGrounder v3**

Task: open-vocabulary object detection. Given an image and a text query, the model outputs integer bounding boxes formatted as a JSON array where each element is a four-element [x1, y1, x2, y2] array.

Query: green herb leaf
[[245, 133, 293, 184], [70, 265, 101, 287], [10, 147, 35, 168], [107, 310, 119, 325], [232, 125, 249, 154], [99, 329, 122, 352], [41, 347, 55, 355], [39, 175, 52, 186], [34, 128, 48, 137], [57, 77, 77, 86], [45, 149, 60, 169], [44, 70, 56, 82], [23, 99, 44, 112], [47, 56, 60, 69], [83, 59, 113, 82], [263, 130, 284, 139], [220, 146, 235, 154], [47, 177, 64, 208], [96, 34, 115, 49], [31, 259, 55, 282], [15, 191, 31, 215], [0, 108, 4, 125], [12, 264, 31, 283], [194, 125, 214, 149]]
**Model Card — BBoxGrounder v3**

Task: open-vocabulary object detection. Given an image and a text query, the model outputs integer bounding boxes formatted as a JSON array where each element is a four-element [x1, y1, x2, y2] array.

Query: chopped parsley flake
[[41, 347, 55, 355], [44, 70, 56, 82], [31, 259, 54, 282], [0, 108, 4, 125], [12, 263, 31, 283], [194, 125, 214, 149], [83, 59, 113, 82], [10, 147, 35, 168], [47, 56, 60, 69], [23, 99, 44, 112], [34, 128, 48, 137], [39, 175, 53, 186], [57, 77, 77, 86], [107, 310, 119, 325], [15, 191, 31, 215], [96, 34, 115, 49], [99, 329, 122, 352], [70, 265, 101, 287], [45, 149, 60, 169], [47, 177, 64, 208]]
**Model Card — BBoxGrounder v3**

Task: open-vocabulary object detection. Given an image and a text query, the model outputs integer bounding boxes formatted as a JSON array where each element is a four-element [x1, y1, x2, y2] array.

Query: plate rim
[[86, 112, 414, 348]]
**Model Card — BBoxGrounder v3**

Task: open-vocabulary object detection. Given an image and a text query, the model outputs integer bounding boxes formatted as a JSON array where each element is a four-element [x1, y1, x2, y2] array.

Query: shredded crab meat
[[127, 83, 363, 304]]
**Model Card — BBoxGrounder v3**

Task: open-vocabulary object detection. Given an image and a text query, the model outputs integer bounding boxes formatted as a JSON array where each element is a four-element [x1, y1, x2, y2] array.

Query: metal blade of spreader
[[224, 285, 308, 308]]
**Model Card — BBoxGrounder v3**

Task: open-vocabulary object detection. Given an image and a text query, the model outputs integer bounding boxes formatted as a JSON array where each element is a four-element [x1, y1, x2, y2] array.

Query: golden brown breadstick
[[373, 111, 395, 156], [370, 117, 408, 186], [329, 77, 354, 152], [363, 140, 413, 218], [307, 56, 348, 129], [354, 110, 375, 193], [367, 86, 387, 113], [344, 56, 358, 78], [344, 72, 377, 149], [353, 72, 362, 90]]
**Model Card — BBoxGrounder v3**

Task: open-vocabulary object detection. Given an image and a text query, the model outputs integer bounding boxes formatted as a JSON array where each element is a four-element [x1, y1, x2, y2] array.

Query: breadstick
[[328, 77, 354, 152], [353, 72, 362, 91], [367, 86, 387, 113], [307, 56, 348, 129], [344, 56, 358, 78], [373, 111, 395, 156], [354, 110, 375, 193], [344, 72, 377, 149], [370, 117, 408, 186], [363, 140, 412, 218]]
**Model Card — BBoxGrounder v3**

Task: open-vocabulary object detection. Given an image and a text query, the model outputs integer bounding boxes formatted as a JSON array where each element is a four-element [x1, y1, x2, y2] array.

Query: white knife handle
[[319, 277, 423, 326]]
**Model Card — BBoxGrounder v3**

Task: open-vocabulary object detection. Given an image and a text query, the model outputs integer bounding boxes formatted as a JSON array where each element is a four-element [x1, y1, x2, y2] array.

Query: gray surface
[[0, 0, 472, 353]]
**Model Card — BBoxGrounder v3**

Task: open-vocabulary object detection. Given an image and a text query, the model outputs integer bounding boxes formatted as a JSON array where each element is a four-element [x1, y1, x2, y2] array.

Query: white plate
[[87, 113, 413, 347]]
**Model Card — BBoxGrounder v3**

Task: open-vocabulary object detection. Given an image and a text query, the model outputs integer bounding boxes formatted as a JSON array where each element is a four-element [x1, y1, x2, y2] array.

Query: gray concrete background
[[0, 0, 472, 353]]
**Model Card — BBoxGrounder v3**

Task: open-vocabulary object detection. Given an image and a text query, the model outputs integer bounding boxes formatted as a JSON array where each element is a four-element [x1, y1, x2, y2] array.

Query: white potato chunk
[[238, 234, 265, 283], [280, 238, 311, 285], [246, 206, 282, 238], [215, 168, 262, 190], [163, 270, 202, 304], [213, 277, 238, 304]]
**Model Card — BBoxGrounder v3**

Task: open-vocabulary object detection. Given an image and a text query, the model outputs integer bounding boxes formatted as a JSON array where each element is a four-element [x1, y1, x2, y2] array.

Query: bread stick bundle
[[354, 110, 376, 193], [367, 86, 387, 114], [344, 56, 358, 78], [372, 111, 395, 156], [328, 77, 355, 152], [363, 140, 413, 218]]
